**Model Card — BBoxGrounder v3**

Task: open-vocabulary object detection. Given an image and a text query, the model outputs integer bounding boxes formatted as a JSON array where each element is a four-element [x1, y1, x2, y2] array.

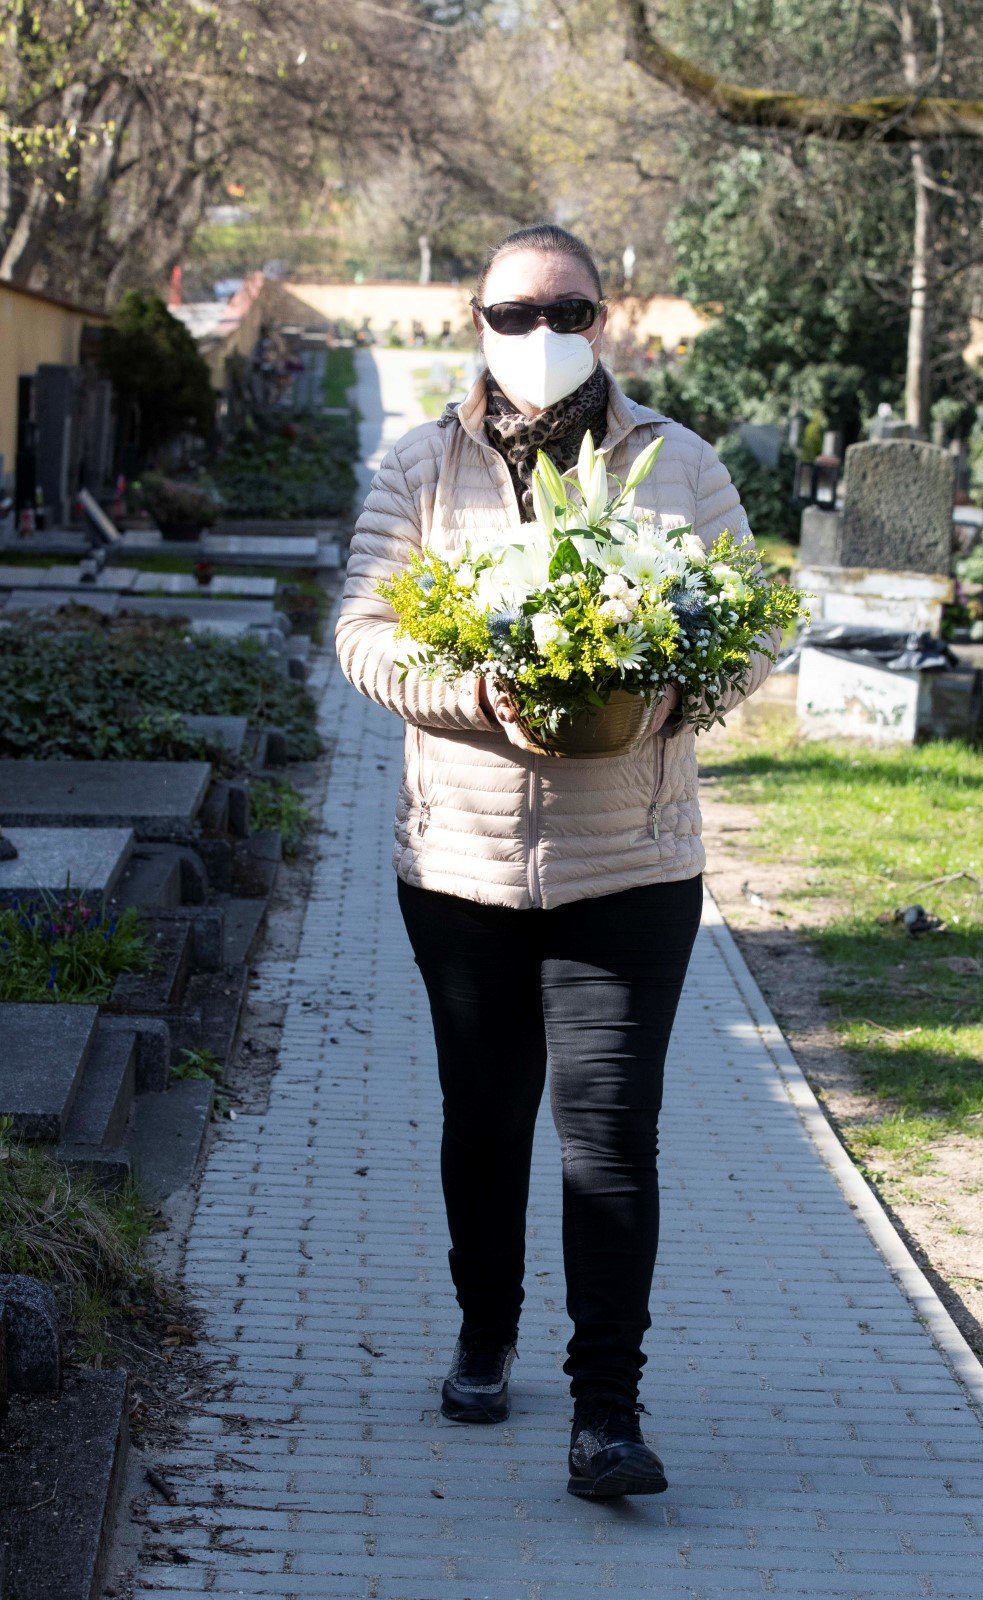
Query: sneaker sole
[[440, 1396, 510, 1424], [567, 1463, 669, 1498]]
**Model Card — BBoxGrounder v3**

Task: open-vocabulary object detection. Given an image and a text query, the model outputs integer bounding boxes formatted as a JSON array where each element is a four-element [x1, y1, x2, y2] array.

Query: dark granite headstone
[[839, 440, 955, 574], [0, 827, 133, 909], [0, 1275, 61, 1392], [0, 1004, 98, 1139]]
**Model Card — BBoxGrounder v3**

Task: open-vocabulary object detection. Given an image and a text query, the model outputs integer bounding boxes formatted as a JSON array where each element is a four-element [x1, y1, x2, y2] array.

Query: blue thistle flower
[[487, 608, 521, 645], [415, 571, 436, 593]]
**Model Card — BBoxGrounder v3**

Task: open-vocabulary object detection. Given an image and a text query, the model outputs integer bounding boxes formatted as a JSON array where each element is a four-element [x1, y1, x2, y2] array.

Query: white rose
[[455, 563, 476, 590], [599, 598, 632, 625], [600, 573, 630, 599], [680, 533, 709, 566], [531, 613, 565, 651], [711, 563, 747, 604]]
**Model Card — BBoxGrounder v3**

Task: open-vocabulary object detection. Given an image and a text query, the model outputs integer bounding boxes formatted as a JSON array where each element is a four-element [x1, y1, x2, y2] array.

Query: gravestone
[[0, 760, 211, 834], [0, 827, 134, 909], [182, 715, 249, 757], [0, 1004, 99, 1140], [35, 365, 81, 527], [838, 439, 955, 574], [736, 423, 783, 470]]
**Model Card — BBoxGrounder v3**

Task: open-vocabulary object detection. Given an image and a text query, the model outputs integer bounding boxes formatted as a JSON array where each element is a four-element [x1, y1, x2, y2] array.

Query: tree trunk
[[905, 140, 932, 433]]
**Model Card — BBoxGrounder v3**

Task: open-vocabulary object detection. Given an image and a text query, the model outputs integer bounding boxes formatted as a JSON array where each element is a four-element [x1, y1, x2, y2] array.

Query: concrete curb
[[703, 888, 983, 1415]]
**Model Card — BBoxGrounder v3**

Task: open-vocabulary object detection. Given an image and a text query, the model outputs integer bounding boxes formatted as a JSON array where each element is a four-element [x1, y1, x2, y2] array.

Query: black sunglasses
[[471, 296, 603, 337]]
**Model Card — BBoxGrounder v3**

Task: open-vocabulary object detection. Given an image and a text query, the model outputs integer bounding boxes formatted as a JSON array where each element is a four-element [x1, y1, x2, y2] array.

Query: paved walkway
[[351, 348, 429, 512], [135, 355, 983, 1599]]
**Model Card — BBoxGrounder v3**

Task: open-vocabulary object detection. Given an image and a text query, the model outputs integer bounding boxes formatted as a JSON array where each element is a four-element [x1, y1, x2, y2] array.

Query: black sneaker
[[440, 1327, 518, 1424], [567, 1394, 668, 1498]]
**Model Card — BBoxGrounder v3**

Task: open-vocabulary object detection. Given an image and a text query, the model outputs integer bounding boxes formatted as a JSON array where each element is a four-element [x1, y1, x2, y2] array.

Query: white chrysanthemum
[[608, 624, 649, 673], [621, 542, 670, 587]]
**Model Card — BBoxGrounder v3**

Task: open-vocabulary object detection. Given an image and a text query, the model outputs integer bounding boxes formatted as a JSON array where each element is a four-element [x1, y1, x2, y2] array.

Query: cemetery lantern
[[793, 452, 842, 509]]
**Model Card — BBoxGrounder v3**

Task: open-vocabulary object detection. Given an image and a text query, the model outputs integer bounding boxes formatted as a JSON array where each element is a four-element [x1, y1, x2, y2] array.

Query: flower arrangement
[[377, 433, 805, 754]]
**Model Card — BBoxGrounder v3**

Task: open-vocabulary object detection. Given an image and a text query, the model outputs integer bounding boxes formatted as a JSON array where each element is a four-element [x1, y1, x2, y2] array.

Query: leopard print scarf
[[438, 362, 610, 522]]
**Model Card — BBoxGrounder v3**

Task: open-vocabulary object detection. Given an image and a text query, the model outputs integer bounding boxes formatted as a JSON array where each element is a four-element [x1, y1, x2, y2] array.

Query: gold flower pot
[[511, 689, 649, 758]]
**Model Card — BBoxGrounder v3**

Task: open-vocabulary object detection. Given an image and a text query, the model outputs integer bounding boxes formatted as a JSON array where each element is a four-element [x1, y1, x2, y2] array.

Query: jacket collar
[[454, 362, 668, 458]]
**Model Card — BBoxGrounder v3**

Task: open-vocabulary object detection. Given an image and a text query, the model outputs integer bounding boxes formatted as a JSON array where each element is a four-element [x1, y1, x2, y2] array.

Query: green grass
[[704, 726, 983, 1152], [412, 362, 467, 420], [249, 777, 311, 857], [323, 345, 357, 409], [0, 1118, 158, 1360]]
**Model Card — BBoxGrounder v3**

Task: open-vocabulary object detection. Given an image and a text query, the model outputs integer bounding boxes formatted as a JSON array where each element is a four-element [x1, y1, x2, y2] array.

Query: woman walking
[[335, 225, 779, 1498]]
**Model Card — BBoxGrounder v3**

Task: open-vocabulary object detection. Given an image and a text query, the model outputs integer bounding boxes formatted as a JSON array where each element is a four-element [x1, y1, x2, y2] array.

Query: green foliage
[[0, 890, 152, 1003], [172, 1047, 223, 1083], [140, 473, 222, 534], [714, 436, 800, 542], [708, 727, 983, 1149], [207, 408, 357, 519], [665, 147, 908, 439], [0, 618, 320, 762], [249, 778, 311, 857], [955, 542, 983, 586], [99, 291, 216, 457], [0, 1118, 156, 1305]]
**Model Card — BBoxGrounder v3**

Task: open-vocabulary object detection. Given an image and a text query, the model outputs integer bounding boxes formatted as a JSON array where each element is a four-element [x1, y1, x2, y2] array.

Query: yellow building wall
[[0, 283, 108, 482], [273, 280, 711, 355]]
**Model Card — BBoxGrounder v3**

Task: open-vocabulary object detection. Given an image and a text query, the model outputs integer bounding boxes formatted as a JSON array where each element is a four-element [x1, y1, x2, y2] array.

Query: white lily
[[624, 434, 665, 492], [584, 454, 610, 525]]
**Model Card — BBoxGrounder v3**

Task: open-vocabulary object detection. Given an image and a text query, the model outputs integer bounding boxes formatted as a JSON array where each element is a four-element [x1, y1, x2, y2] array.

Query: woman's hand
[[479, 677, 544, 754], [647, 683, 681, 737]]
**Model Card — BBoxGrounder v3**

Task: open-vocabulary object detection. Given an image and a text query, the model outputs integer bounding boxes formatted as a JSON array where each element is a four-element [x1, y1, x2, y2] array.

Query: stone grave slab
[[0, 565, 137, 592], [0, 1004, 99, 1139], [2, 589, 120, 617], [119, 596, 276, 630], [200, 533, 319, 565], [0, 760, 211, 833], [839, 439, 955, 573], [797, 565, 953, 634], [0, 828, 134, 909], [182, 715, 250, 757], [132, 572, 276, 598]]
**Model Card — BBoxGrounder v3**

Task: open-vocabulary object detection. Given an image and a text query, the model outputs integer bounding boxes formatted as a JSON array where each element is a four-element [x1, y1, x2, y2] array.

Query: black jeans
[[396, 872, 704, 1406]]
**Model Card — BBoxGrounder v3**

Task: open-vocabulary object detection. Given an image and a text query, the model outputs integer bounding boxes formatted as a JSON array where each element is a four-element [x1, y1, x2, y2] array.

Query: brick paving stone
[[136, 534, 983, 1596]]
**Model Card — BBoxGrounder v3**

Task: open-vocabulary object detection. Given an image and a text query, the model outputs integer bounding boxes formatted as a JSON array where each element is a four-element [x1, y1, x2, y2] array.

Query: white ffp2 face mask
[[483, 324, 597, 410]]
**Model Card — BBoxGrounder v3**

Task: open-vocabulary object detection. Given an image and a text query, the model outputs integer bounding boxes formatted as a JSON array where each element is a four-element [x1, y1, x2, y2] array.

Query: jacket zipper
[[416, 725, 431, 835], [526, 758, 542, 908], [648, 736, 666, 840]]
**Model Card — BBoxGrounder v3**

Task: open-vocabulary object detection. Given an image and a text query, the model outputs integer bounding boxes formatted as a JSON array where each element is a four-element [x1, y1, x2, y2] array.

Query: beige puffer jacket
[[335, 363, 779, 909]]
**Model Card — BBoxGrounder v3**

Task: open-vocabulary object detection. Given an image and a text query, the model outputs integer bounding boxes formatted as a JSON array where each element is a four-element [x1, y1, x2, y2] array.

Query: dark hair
[[474, 224, 603, 303]]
